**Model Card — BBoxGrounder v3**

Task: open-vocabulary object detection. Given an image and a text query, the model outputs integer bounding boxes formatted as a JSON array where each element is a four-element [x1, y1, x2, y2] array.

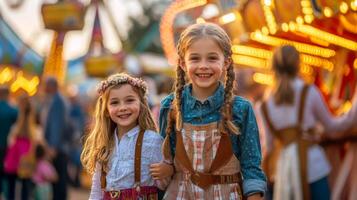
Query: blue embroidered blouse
[[159, 83, 267, 196]]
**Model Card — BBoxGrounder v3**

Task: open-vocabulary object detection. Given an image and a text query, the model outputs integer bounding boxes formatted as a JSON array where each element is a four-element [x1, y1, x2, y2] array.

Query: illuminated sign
[[0, 67, 40, 96]]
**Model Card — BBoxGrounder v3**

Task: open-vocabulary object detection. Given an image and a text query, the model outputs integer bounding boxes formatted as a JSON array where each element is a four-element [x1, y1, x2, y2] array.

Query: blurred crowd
[[0, 77, 86, 200]]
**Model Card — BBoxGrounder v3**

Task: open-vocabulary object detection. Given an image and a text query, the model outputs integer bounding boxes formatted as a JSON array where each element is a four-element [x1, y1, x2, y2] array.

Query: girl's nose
[[198, 62, 209, 70], [118, 105, 127, 112]]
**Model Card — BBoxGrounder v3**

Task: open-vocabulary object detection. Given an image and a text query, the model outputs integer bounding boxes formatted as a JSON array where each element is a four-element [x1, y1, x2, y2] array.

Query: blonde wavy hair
[[81, 73, 158, 174], [166, 23, 239, 138]]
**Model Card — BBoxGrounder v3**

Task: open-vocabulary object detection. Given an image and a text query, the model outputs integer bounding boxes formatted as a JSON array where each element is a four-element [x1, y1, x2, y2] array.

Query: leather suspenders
[[101, 129, 145, 190], [134, 129, 145, 190], [261, 84, 311, 200], [175, 129, 243, 190]]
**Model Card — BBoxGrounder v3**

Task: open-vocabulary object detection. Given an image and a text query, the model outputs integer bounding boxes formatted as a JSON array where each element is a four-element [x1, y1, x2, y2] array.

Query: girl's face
[[107, 84, 141, 133], [181, 37, 229, 93]]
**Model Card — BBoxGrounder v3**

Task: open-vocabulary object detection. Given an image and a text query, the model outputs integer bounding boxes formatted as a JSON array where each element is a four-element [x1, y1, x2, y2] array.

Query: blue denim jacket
[[159, 83, 266, 196]]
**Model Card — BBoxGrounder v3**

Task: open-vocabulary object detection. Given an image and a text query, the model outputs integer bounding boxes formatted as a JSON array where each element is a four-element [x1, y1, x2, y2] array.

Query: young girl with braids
[[81, 73, 164, 200], [150, 23, 266, 200]]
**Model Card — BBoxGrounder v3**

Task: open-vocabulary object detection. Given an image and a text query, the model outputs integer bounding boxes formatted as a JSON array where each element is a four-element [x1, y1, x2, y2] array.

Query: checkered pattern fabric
[[163, 122, 243, 200]]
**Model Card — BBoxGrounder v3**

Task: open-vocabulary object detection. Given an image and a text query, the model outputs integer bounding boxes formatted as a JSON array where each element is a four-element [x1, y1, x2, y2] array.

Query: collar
[[114, 125, 140, 141], [183, 82, 225, 110]]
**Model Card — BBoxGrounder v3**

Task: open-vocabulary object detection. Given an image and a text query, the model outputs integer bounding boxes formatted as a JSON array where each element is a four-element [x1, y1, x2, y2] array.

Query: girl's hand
[[149, 162, 174, 180], [247, 193, 263, 200]]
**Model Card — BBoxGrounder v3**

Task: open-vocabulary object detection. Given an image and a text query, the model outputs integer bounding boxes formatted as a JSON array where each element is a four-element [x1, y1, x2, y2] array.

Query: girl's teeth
[[197, 74, 211, 78], [119, 114, 130, 118]]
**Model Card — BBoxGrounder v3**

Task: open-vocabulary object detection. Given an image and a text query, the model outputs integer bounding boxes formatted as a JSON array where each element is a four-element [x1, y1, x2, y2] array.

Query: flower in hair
[[97, 73, 148, 96]]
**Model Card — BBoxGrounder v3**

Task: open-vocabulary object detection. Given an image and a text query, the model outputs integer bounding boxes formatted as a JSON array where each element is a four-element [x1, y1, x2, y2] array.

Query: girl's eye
[[208, 56, 218, 60], [189, 57, 199, 61], [109, 101, 118, 105], [126, 98, 135, 103]]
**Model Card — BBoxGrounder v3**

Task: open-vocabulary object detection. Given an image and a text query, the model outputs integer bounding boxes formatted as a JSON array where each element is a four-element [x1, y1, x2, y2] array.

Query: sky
[[0, 0, 146, 60]]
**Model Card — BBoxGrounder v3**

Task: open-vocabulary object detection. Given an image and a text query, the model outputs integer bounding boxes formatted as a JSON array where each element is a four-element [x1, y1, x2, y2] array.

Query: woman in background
[[257, 45, 357, 200]]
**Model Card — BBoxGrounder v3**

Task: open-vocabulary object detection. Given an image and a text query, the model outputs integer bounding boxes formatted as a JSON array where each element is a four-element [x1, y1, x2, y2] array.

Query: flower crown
[[97, 73, 148, 96]]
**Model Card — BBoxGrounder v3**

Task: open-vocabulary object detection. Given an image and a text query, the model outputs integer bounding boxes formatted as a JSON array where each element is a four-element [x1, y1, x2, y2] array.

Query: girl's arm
[[149, 95, 175, 188], [89, 163, 103, 200], [149, 135, 174, 182], [148, 130, 173, 189], [233, 97, 267, 197], [150, 162, 173, 190], [311, 85, 357, 133], [255, 102, 274, 156], [149, 133, 174, 189]]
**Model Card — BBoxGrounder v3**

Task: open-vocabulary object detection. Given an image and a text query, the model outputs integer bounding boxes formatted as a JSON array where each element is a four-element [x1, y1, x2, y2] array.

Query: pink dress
[[4, 136, 31, 174], [32, 160, 57, 184], [32, 160, 57, 200]]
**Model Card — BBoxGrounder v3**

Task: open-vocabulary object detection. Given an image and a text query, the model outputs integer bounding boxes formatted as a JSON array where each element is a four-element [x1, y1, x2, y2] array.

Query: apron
[[163, 122, 243, 200], [261, 84, 312, 200]]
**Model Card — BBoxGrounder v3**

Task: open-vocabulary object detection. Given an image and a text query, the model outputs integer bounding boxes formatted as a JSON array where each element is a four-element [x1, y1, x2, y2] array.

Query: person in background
[[40, 77, 69, 200], [257, 45, 357, 200], [331, 89, 357, 200], [4, 95, 36, 200], [32, 144, 58, 200], [0, 86, 18, 200], [67, 94, 86, 188]]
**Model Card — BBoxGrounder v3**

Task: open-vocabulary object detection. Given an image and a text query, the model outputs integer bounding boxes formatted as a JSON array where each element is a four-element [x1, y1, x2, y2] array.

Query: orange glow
[[296, 24, 357, 50], [0, 67, 40, 96], [219, 12, 237, 24], [253, 73, 274, 85], [250, 31, 336, 57], [0, 67, 14, 84], [160, 0, 207, 65]]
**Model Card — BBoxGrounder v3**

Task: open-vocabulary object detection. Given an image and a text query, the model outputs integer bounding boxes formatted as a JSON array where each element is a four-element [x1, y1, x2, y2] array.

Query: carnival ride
[[0, 15, 42, 95], [160, 0, 357, 105], [0, 0, 128, 95]]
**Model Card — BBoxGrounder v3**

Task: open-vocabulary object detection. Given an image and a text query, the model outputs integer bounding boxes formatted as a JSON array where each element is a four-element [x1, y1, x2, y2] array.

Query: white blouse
[[89, 126, 163, 199], [256, 78, 357, 182]]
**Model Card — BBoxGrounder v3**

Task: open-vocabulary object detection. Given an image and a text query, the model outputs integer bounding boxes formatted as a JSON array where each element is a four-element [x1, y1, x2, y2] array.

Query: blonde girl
[[151, 23, 266, 200], [81, 73, 163, 200]]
